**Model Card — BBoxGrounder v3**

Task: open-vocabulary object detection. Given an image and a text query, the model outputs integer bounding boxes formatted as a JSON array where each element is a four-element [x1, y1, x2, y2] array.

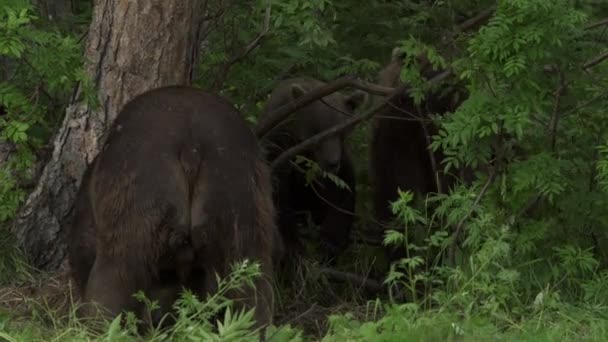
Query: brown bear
[[67, 86, 277, 332], [256, 77, 367, 265], [370, 48, 468, 262], [69, 159, 189, 328]]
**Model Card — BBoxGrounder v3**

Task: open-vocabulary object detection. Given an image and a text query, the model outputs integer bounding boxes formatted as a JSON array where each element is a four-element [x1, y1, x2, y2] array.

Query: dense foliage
[[0, 0, 89, 222], [2, 0, 608, 340]]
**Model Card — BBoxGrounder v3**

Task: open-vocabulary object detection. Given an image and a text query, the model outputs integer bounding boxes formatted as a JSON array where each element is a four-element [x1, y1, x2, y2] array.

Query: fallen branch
[[254, 76, 395, 139], [270, 71, 452, 169], [318, 267, 384, 293]]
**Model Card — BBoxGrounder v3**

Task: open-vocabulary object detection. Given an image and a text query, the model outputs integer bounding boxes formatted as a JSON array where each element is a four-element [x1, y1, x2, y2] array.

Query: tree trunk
[[12, 0, 206, 270]]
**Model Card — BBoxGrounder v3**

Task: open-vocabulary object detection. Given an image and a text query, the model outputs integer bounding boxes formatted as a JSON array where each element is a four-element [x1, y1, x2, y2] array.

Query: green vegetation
[[2, 0, 608, 340], [0, 0, 88, 222]]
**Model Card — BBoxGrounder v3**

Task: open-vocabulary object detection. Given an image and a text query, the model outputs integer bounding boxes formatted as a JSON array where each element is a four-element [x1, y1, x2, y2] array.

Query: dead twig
[[549, 68, 566, 151]]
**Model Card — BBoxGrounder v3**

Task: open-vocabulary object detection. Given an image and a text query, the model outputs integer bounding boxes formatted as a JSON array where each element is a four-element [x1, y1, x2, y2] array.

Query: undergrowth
[[2, 0, 608, 341]]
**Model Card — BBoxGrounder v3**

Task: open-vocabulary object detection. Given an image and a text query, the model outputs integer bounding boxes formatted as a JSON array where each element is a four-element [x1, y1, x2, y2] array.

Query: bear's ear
[[290, 83, 307, 99], [345, 90, 369, 112]]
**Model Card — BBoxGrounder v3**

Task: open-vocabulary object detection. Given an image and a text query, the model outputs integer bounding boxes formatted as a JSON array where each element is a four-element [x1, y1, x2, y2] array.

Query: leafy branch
[[448, 170, 496, 267], [211, 0, 273, 90]]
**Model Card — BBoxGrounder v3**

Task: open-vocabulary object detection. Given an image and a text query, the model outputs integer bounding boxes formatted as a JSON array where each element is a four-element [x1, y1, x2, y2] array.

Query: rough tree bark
[[12, 0, 206, 270]]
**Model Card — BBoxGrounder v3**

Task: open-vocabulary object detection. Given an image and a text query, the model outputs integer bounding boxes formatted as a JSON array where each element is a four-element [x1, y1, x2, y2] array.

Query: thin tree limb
[[448, 171, 495, 266], [254, 77, 395, 139], [420, 115, 442, 194], [211, 0, 272, 90], [543, 50, 608, 73], [582, 50, 608, 70], [584, 17, 608, 30], [452, 4, 497, 37], [349, 80, 396, 96], [226, 0, 272, 67], [549, 68, 566, 151], [270, 71, 452, 169]]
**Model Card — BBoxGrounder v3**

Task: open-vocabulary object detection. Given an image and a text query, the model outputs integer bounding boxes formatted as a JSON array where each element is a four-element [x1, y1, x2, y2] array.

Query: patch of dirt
[[0, 260, 78, 321]]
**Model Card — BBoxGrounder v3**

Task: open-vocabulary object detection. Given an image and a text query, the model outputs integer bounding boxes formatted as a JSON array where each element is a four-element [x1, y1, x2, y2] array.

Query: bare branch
[[420, 118, 442, 194], [349, 79, 396, 96], [270, 71, 452, 169], [255, 76, 356, 138], [549, 68, 566, 151], [211, 0, 273, 90], [452, 4, 497, 37], [583, 50, 608, 70], [543, 50, 608, 74], [255, 76, 396, 139], [561, 93, 606, 118], [584, 17, 608, 30], [226, 0, 272, 67]]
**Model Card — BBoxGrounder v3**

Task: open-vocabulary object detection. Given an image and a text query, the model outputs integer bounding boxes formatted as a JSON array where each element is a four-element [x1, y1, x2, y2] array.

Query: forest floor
[[0, 257, 369, 341], [0, 265, 608, 341], [0, 251, 607, 341]]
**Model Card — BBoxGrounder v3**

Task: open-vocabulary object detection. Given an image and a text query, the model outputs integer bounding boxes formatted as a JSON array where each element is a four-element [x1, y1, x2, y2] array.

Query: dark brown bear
[[371, 48, 468, 224], [370, 48, 468, 259], [69, 159, 187, 328], [256, 77, 367, 265], [67, 86, 277, 332]]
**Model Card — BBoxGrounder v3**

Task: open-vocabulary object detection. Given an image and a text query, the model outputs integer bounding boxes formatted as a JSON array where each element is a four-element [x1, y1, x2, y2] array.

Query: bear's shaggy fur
[[67, 86, 277, 330], [370, 48, 467, 227], [257, 77, 367, 264]]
